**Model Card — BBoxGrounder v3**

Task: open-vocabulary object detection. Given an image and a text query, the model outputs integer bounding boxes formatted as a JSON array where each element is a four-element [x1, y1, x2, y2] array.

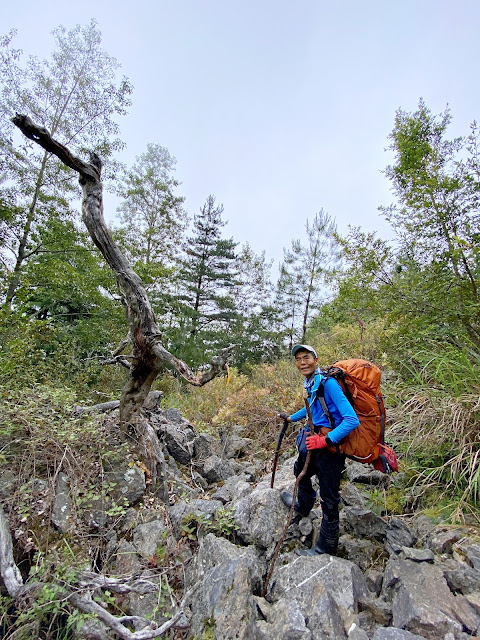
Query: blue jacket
[[289, 372, 359, 444]]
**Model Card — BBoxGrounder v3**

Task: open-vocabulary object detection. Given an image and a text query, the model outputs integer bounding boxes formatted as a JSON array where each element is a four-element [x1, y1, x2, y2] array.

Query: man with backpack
[[280, 344, 359, 556]]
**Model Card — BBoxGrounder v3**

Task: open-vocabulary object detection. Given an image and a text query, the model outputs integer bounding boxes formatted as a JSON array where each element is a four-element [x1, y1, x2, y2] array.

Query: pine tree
[[172, 195, 238, 363]]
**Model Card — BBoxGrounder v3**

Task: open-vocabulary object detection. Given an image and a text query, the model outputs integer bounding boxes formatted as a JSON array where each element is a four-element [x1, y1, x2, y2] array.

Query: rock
[[385, 518, 417, 554], [192, 432, 220, 460], [234, 488, 289, 549], [113, 539, 141, 576], [428, 528, 463, 555], [410, 514, 436, 545], [51, 472, 75, 533], [372, 628, 429, 639], [105, 463, 146, 506], [298, 517, 313, 536], [211, 475, 251, 504], [132, 518, 166, 558], [346, 624, 369, 640], [338, 534, 384, 571], [454, 539, 480, 571], [201, 454, 235, 483], [364, 569, 383, 596], [269, 555, 369, 616], [357, 594, 392, 625], [0, 469, 16, 497], [346, 461, 389, 486], [221, 433, 252, 459], [341, 507, 388, 542], [72, 618, 111, 639], [254, 599, 313, 639], [442, 557, 480, 594], [382, 557, 480, 638], [168, 498, 223, 538], [183, 534, 264, 640], [161, 423, 192, 464], [400, 547, 434, 563], [341, 482, 369, 508]]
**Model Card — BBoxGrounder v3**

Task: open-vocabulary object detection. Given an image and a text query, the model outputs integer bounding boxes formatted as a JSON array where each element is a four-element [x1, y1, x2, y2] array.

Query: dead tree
[[12, 115, 232, 493]]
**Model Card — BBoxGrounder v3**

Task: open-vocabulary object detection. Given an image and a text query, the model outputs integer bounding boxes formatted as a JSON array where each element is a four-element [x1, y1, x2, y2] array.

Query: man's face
[[294, 350, 318, 377]]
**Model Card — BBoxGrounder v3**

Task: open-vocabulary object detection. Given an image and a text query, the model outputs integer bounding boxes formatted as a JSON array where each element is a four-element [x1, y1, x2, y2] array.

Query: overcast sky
[[3, 1, 480, 271]]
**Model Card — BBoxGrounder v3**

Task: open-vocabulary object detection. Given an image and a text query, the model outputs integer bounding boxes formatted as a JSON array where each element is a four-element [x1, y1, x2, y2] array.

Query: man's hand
[[278, 412, 290, 421], [306, 434, 328, 450]]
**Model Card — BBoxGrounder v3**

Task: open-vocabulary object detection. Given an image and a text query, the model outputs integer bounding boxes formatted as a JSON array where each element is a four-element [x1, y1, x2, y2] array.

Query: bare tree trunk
[[12, 114, 232, 492]]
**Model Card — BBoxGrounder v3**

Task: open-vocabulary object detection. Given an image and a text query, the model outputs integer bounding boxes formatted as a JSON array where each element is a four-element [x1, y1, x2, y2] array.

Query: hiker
[[279, 344, 359, 556]]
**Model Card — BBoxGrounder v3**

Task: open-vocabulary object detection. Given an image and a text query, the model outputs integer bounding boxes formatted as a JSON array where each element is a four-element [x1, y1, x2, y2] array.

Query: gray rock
[[401, 547, 434, 563], [357, 594, 392, 625], [454, 539, 480, 571], [346, 624, 369, 640], [341, 506, 388, 541], [201, 454, 235, 483], [161, 423, 192, 464], [132, 519, 166, 558], [72, 618, 111, 639], [51, 472, 75, 533], [346, 461, 389, 486], [428, 528, 463, 555], [105, 464, 146, 506], [254, 599, 313, 640], [113, 539, 141, 576], [364, 568, 383, 596], [338, 534, 384, 571], [442, 557, 480, 594], [183, 534, 264, 640], [269, 555, 369, 615], [372, 628, 429, 639], [234, 488, 288, 549], [168, 498, 223, 538], [211, 475, 251, 504], [382, 557, 480, 638], [298, 517, 313, 536], [385, 517, 417, 554], [192, 432, 220, 460], [0, 469, 16, 497], [410, 514, 436, 545], [341, 482, 369, 508], [221, 433, 252, 459]]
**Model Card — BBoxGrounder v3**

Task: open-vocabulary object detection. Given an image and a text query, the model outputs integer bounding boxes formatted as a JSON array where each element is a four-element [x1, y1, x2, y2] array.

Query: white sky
[[3, 1, 480, 271]]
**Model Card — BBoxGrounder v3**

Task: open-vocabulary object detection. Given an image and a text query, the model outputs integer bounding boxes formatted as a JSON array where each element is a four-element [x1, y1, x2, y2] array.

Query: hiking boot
[[280, 491, 310, 517], [297, 545, 331, 556]]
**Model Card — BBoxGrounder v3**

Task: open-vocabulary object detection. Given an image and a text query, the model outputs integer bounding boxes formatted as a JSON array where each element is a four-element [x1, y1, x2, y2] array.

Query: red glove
[[306, 434, 328, 450]]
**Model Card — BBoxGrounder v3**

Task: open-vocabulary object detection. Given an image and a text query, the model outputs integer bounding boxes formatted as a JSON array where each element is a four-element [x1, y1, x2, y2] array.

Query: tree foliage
[[0, 21, 133, 308]]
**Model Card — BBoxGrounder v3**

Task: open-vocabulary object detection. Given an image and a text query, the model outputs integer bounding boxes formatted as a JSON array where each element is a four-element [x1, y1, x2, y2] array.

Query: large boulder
[[382, 557, 480, 638], [266, 555, 370, 640], [183, 534, 264, 640], [234, 488, 288, 550]]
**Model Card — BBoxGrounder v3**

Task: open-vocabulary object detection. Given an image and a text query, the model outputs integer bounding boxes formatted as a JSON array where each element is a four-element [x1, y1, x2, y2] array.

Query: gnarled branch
[[12, 114, 233, 430]]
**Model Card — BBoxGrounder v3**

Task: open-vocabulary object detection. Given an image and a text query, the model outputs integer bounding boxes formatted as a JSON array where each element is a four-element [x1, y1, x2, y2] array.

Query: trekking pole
[[263, 396, 314, 597], [271, 414, 289, 488]]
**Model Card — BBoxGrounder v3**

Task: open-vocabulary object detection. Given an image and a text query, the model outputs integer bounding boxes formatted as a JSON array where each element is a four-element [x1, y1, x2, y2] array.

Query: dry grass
[[387, 388, 480, 519]]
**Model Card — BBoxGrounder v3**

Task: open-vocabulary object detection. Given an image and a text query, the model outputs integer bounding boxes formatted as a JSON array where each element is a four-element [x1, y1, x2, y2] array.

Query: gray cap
[[291, 344, 318, 358]]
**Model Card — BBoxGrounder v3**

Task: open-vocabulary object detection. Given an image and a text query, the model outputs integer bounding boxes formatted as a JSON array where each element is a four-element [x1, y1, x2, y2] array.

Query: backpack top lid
[[330, 359, 382, 396]]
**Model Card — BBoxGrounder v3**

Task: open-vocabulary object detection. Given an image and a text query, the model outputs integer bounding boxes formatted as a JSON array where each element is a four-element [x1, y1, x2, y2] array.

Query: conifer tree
[[173, 195, 238, 363]]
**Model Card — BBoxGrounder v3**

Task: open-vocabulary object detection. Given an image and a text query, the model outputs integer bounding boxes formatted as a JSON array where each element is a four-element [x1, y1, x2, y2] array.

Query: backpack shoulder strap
[[316, 378, 335, 429]]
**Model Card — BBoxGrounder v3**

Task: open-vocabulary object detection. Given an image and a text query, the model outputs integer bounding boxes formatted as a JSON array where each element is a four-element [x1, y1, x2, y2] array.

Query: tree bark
[[12, 114, 232, 491]]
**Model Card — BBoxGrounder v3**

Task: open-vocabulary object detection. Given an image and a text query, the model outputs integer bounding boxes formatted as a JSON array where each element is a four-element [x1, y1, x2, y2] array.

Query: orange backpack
[[317, 359, 396, 471]]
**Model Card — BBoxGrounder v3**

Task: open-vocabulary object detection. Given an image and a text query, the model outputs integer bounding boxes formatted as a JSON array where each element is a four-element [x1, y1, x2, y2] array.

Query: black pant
[[294, 449, 345, 551]]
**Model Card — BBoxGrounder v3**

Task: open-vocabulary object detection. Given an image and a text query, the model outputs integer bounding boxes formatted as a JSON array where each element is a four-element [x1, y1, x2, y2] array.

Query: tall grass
[[386, 347, 480, 520]]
